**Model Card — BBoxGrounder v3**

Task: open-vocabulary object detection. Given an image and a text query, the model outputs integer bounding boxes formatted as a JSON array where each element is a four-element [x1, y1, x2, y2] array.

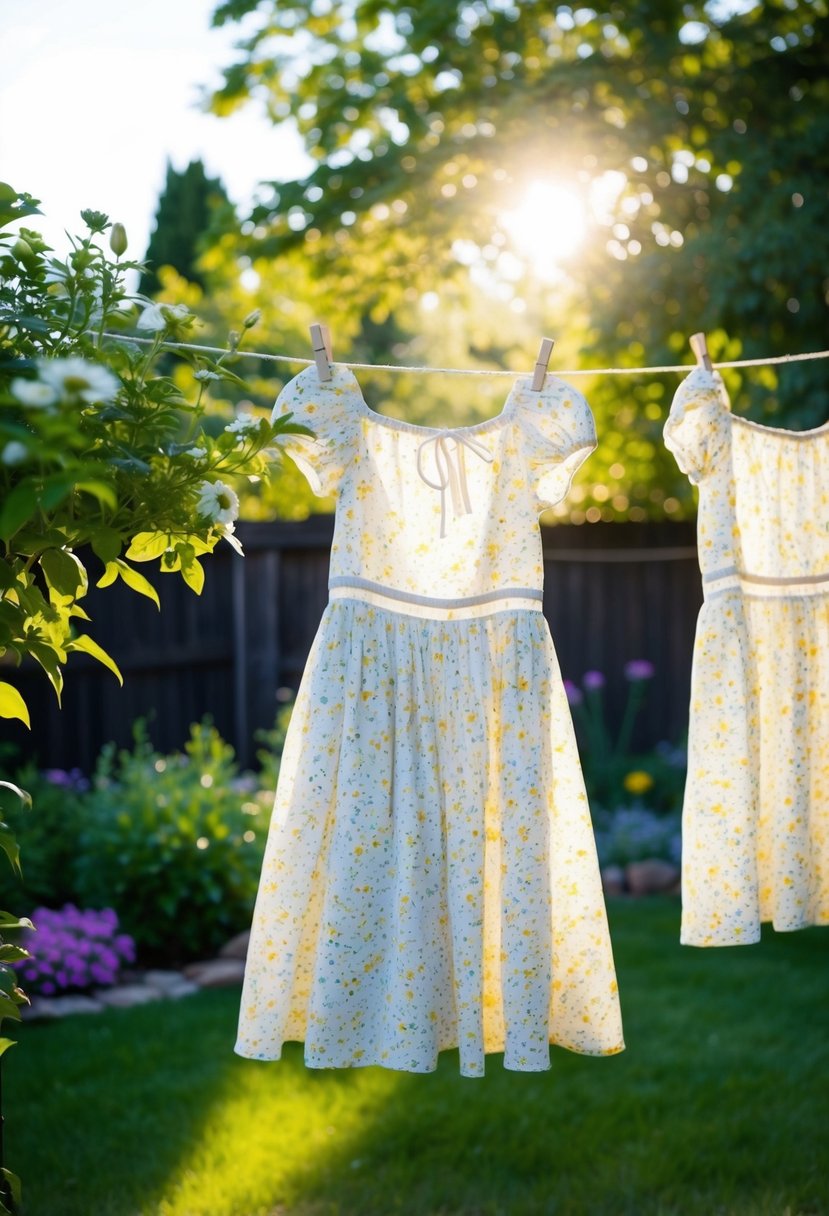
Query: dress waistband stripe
[[703, 565, 829, 599], [328, 575, 544, 610]]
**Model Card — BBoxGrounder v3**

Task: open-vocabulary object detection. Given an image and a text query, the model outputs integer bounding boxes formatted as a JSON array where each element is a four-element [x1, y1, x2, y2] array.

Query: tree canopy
[[199, 0, 829, 522]]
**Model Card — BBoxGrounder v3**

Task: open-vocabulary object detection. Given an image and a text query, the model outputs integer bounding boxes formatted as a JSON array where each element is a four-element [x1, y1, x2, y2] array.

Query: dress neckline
[[337, 366, 537, 437], [728, 411, 829, 440], [692, 368, 829, 440]]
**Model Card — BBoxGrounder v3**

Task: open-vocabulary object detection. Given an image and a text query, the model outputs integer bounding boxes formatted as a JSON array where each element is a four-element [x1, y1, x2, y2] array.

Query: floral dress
[[235, 364, 624, 1077], [665, 367, 829, 946]]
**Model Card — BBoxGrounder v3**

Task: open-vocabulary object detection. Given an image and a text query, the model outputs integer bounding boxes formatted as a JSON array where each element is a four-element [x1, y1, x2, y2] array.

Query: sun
[[501, 180, 587, 277]]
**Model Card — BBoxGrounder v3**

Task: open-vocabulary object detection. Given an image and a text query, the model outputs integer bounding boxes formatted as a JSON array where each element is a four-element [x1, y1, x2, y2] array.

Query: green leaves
[[0, 180, 41, 228], [90, 526, 122, 564], [0, 483, 37, 542], [97, 558, 160, 608], [180, 556, 205, 595], [0, 784, 32, 814], [0, 821, 21, 878], [0, 683, 29, 728], [124, 531, 170, 562], [0, 1166, 22, 1216], [65, 633, 123, 685], [0, 944, 29, 965], [40, 548, 88, 600]]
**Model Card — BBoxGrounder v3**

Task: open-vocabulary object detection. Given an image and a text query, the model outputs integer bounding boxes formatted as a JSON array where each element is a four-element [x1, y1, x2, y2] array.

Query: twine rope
[[97, 332, 829, 378]]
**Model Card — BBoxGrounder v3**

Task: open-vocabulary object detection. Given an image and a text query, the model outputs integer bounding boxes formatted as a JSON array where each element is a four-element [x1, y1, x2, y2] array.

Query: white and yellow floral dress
[[235, 364, 624, 1077], [665, 366, 829, 947]]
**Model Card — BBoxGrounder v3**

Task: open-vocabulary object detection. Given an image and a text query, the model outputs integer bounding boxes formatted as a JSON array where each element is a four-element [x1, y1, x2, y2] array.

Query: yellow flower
[[623, 770, 654, 795]]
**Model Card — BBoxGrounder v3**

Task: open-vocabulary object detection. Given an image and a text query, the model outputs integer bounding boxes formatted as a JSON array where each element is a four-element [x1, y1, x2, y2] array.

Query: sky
[[0, 0, 311, 259]]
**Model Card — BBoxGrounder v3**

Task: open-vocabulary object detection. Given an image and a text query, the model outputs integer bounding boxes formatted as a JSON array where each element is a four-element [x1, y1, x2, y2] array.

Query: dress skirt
[[235, 598, 624, 1077]]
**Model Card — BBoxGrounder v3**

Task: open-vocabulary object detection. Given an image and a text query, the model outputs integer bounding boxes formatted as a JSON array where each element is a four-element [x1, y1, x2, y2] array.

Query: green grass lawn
[[6, 899, 829, 1216]]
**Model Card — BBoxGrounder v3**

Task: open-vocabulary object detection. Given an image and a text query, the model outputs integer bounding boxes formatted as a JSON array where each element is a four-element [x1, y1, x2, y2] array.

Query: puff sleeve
[[664, 367, 730, 485], [271, 365, 358, 498], [515, 376, 597, 509]]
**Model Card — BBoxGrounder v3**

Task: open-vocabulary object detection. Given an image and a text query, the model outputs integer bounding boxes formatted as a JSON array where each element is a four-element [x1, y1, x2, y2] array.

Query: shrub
[[0, 187, 304, 732], [592, 806, 682, 868], [72, 719, 269, 965], [14, 904, 135, 997], [1, 763, 88, 915]]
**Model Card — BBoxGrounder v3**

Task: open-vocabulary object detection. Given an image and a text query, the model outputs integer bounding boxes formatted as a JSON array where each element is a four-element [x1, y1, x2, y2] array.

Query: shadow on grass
[[5, 984, 242, 1216], [229, 902, 829, 1216], [7, 900, 829, 1216]]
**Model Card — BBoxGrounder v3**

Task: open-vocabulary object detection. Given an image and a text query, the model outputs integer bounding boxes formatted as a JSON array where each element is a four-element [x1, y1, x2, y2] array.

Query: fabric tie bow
[[415, 431, 494, 538]]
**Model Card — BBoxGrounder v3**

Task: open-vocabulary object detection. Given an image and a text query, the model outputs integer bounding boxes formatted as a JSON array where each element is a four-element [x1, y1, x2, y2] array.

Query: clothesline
[[99, 331, 829, 377]]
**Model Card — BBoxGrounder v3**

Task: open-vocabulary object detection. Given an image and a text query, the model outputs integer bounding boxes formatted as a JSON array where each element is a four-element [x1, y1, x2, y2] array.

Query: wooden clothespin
[[310, 322, 333, 382], [531, 336, 555, 391], [689, 332, 713, 372]]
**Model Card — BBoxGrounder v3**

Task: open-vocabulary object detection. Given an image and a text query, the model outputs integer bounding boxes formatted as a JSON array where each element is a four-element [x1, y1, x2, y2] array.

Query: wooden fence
[[4, 519, 702, 772]]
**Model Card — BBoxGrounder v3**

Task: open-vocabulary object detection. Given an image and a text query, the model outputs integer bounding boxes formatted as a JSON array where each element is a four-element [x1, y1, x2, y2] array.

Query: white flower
[[193, 369, 220, 382], [137, 301, 191, 332], [1, 441, 29, 465], [186, 446, 207, 459], [196, 479, 239, 526], [136, 303, 166, 331], [10, 377, 58, 408], [37, 357, 121, 404], [218, 521, 244, 555], [225, 412, 260, 437]]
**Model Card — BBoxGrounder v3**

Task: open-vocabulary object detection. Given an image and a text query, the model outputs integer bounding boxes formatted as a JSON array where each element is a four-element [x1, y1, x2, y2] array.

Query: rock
[[183, 957, 246, 987], [143, 969, 191, 994], [625, 858, 681, 896], [95, 983, 162, 1008], [219, 930, 250, 960], [25, 994, 104, 1019], [601, 865, 626, 896], [163, 979, 200, 1000]]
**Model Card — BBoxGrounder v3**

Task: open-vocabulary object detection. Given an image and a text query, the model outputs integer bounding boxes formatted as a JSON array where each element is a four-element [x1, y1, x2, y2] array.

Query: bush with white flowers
[[0, 183, 308, 728]]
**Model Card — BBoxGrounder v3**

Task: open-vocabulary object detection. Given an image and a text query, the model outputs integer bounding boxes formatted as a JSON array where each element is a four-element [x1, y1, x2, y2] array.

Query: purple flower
[[13, 903, 136, 998], [114, 934, 136, 962], [42, 767, 89, 792], [583, 670, 606, 691], [624, 659, 655, 682], [564, 680, 583, 707]]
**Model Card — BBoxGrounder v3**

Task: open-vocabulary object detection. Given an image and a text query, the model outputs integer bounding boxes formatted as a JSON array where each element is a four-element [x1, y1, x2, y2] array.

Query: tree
[[204, 0, 829, 521], [140, 159, 232, 298]]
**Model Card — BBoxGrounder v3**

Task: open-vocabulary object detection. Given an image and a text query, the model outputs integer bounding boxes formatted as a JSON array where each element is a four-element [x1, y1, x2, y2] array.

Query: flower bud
[[71, 248, 94, 271], [80, 209, 109, 233], [243, 308, 261, 329], [12, 237, 35, 267], [228, 329, 241, 351], [109, 223, 128, 256]]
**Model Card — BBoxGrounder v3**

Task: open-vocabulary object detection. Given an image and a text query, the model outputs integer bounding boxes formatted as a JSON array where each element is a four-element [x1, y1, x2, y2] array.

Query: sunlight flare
[[501, 181, 587, 277]]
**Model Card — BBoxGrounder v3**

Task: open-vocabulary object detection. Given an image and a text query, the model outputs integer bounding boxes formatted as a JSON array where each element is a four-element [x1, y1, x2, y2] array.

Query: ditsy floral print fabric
[[235, 365, 624, 1077], [665, 367, 829, 946]]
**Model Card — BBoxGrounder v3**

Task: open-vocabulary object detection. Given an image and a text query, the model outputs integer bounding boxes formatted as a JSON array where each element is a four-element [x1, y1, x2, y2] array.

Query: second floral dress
[[665, 367, 829, 946]]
